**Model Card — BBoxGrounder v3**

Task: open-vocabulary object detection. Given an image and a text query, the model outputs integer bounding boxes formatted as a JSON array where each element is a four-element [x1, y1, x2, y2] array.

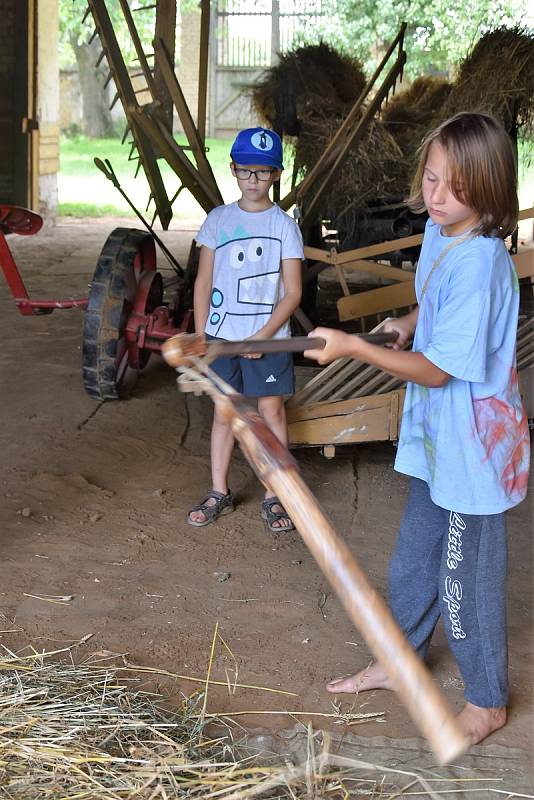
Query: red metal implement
[[0, 205, 89, 315]]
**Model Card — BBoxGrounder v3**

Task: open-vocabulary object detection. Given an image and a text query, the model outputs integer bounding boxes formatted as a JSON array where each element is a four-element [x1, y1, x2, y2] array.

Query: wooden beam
[[154, 0, 177, 131], [336, 234, 424, 262], [153, 38, 223, 204], [338, 280, 416, 321], [335, 263, 350, 296], [338, 259, 414, 282], [88, 0, 172, 228], [117, 0, 159, 98], [514, 248, 534, 279], [197, 0, 210, 143], [133, 107, 220, 212]]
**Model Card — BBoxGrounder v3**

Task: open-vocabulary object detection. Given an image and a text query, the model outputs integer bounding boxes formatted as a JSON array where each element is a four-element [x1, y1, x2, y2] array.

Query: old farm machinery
[[1, 1, 533, 452], [0, 3, 411, 401], [0, 204, 194, 400]]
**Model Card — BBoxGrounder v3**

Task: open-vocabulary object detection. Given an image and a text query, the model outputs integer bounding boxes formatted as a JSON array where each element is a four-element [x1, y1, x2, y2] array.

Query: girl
[[304, 112, 530, 745]]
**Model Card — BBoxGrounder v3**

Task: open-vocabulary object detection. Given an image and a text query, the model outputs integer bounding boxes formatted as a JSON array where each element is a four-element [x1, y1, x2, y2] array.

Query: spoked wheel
[[82, 228, 160, 400]]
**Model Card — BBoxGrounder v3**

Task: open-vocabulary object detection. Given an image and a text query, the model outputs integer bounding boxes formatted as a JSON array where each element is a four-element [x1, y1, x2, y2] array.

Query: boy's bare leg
[[257, 395, 292, 529], [189, 407, 234, 524], [326, 661, 394, 693], [456, 703, 506, 745]]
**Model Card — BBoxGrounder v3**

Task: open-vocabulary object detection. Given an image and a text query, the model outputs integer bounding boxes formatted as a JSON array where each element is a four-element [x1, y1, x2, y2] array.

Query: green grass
[[58, 135, 295, 225], [59, 134, 534, 226]]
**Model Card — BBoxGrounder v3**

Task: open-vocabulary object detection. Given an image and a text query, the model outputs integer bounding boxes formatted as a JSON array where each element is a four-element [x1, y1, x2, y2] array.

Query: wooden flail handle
[[214, 393, 469, 764], [161, 331, 399, 367]]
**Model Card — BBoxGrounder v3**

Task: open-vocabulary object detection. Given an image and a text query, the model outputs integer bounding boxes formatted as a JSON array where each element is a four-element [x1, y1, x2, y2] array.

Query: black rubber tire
[[82, 228, 156, 401]]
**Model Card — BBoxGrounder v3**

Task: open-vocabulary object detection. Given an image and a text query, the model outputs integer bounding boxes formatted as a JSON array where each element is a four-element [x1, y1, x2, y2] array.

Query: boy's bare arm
[[194, 246, 215, 334], [249, 257, 302, 340], [305, 326, 450, 388]]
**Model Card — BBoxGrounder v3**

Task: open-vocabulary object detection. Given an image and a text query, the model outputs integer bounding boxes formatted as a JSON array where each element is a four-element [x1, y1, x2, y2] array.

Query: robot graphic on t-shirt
[[207, 226, 283, 339]]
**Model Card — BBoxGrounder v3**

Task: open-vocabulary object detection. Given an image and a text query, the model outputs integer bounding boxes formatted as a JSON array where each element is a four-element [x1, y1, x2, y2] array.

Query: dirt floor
[[0, 218, 533, 793]]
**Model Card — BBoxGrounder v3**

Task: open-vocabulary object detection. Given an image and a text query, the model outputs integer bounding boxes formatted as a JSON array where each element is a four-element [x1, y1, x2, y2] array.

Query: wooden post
[[271, 0, 280, 65], [154, 0, 177, 132], [198, 0, 211, 143]]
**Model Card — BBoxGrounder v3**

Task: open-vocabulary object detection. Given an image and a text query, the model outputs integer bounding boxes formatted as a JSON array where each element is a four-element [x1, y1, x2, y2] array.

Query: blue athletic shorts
[[207, 337, 294, 397]]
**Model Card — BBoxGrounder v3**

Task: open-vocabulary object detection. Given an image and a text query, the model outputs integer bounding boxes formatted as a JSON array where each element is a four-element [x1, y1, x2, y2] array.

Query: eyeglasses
[[233, 167, 276, 181]]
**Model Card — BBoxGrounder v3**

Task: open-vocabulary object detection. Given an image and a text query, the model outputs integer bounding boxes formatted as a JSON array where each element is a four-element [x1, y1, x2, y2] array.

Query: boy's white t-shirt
[[394, 219, 530, 515], [196, 201, 304, 341]]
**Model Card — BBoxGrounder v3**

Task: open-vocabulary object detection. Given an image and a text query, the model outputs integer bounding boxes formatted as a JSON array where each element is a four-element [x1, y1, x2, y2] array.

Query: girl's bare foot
[[456, 702, 507, 745], [326, 661, 393, 694]]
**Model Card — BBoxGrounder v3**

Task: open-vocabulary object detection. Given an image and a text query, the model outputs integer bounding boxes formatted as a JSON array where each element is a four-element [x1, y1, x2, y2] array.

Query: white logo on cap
[[251, 131, 273, 152]]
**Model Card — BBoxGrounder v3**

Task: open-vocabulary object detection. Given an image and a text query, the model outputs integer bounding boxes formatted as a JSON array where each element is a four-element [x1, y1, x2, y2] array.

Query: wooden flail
[[164, 354, 469, 764], [161, 331, 398, 367]]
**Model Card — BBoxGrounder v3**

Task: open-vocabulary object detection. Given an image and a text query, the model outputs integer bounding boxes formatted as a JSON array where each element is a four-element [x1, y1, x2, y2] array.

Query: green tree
[[310, 0, 528, 77], [59, 0, 157, 137]]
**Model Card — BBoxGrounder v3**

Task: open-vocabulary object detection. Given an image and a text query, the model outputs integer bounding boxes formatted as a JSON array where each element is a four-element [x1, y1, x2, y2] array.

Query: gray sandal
[[261, 496, 295, 532], [187, 489, 234, 527]]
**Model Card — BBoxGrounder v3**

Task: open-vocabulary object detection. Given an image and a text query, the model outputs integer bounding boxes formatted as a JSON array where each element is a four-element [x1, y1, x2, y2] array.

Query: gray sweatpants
[[389, 477, 508, 708]]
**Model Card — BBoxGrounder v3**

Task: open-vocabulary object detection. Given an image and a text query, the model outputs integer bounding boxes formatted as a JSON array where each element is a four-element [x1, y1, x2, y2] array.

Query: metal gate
[[210, 0, 325, 136]]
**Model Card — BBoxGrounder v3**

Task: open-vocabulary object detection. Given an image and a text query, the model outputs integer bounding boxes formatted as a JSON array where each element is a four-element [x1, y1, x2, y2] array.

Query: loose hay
[[381, 77, 454, 171], [253, 43, 407, 238], [0, 650, 403, 798], [0, 648, 527, 798]]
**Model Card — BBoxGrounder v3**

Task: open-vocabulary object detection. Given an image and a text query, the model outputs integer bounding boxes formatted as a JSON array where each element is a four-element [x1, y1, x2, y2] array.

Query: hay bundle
[[443, 26, 534, 137], [253, 43, 407, 232], [253, 28, 534, 237], [252, 42, 366, 136], [382, 76, 453, 164], [293, 111, 406, 232]]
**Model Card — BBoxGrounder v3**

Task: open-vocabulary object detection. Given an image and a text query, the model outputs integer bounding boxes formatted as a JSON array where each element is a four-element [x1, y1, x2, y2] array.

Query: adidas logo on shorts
[[265, 374, 277, 383]]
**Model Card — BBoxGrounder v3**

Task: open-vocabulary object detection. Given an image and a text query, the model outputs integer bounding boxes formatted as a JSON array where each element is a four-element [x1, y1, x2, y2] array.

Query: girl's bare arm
[[304, 324, 450, 388]]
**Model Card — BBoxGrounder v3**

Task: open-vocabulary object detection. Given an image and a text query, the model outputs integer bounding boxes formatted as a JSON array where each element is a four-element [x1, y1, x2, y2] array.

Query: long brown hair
[[408, 112, 518, 238]]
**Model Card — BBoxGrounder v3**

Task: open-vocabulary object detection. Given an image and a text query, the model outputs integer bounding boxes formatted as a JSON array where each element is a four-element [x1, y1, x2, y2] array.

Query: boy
[[188, 127, 304, 531]]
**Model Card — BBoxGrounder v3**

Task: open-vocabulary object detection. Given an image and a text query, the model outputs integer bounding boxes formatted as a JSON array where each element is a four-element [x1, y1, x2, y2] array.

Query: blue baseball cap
[[230, 127, 284, 170]]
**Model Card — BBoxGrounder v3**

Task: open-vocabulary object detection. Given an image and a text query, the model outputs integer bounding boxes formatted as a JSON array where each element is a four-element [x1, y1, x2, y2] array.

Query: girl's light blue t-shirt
[[394, 220, 530, 515]]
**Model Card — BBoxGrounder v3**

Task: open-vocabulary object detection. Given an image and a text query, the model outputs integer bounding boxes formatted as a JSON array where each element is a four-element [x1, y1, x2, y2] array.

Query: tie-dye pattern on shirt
[[394, 220, 530, 514], [473, 367, 530, 501]]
